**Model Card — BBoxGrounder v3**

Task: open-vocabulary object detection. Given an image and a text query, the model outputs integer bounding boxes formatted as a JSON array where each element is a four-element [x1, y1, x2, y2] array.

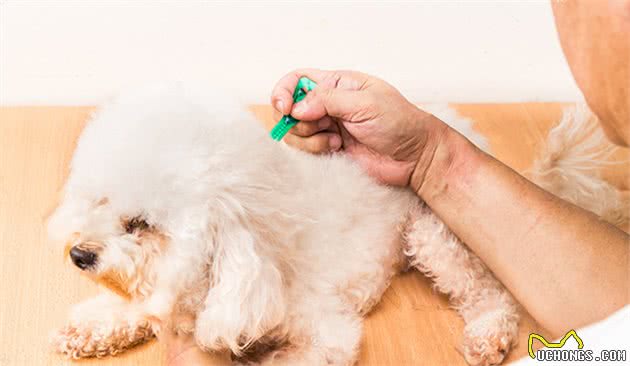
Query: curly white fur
[[48, 86, 624, 366], [528, 104, 629, 227], [419, 103, 490, 154], [51, 294, 154, 358]]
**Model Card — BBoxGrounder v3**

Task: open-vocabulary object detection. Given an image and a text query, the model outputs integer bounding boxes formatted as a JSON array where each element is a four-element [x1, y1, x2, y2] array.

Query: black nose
[[69, 247, 96, 270]]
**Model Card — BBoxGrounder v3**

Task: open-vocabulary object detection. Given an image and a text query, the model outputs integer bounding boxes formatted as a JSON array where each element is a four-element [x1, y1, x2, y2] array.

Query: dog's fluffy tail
[[528, 104, 629, 228]]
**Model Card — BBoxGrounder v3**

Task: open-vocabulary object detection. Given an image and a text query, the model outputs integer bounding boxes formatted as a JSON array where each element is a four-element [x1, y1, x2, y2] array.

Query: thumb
[[291, 87, 373, 122]]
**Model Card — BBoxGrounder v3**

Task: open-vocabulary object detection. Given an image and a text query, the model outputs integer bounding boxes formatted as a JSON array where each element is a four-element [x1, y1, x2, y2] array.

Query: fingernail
[[329, 134, 342, 151], [318, 119, 330, 129], [275, 100, 285, 114]]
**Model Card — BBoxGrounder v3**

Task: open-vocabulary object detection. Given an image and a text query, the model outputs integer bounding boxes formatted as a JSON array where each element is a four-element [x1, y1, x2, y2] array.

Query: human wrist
[[409, 115, 483, 201]]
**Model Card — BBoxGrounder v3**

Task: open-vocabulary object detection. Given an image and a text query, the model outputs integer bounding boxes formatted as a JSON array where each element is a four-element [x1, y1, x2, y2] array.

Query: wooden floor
[[0, 103, 627, 366]]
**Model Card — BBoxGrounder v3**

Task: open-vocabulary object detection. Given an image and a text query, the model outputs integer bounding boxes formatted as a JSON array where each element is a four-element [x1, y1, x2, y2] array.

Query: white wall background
[[0, 0, 582, 106]]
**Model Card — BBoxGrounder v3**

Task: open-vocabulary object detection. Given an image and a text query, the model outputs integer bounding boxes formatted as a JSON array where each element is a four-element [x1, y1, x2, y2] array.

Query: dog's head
[[48, 195, 169, 299], [47, 85, 257, 296]]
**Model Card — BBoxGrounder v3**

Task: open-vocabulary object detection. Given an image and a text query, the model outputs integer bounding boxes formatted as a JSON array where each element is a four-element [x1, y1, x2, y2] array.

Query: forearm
[[412, 123, 629, 336]]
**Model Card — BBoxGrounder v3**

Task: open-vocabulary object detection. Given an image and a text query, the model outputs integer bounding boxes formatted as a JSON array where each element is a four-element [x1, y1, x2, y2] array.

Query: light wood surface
[[1, 104, 627, 366]]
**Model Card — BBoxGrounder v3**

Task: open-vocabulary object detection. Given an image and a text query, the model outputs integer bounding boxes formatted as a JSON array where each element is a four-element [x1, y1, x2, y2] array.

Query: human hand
[[270, 69, 449, 187]]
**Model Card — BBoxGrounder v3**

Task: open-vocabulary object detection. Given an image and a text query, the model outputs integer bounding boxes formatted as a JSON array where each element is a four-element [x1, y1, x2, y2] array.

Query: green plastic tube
[[269, 77, 317, 141]]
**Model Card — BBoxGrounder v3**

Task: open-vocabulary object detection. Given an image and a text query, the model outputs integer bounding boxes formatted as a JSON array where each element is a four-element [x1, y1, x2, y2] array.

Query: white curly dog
[[49, 85, 626, 365]]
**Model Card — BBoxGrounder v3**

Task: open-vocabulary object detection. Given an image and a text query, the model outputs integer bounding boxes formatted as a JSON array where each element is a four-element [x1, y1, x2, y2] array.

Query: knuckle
[[294, 123, 314, 136], [329, 71, 343, 88], [318, 71, 342, 89], [290, 125, 307, 136]]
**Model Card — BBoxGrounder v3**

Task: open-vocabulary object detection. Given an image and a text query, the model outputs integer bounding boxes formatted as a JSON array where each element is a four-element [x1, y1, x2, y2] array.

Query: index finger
[[270, 68, 333, 116]]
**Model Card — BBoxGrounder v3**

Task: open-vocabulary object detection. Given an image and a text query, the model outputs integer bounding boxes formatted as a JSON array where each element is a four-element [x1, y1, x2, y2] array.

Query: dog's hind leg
[[405, 204, 519, 366], [51, 293, 154, 359]]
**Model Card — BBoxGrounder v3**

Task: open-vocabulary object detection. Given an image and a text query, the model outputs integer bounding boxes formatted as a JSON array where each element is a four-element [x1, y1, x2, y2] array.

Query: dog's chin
[[83, 268, 133, 300], [64, 250, 133, 299]]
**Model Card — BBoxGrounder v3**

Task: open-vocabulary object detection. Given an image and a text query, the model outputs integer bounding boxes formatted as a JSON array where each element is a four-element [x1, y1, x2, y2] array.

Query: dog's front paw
[[51, 324, 108, 359], [462, 315, 517, 366], [51, 320, 154, 359]]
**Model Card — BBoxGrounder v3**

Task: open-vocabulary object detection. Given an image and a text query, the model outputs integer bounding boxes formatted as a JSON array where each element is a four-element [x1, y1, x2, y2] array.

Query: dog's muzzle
[[69, 246, 97, 270]]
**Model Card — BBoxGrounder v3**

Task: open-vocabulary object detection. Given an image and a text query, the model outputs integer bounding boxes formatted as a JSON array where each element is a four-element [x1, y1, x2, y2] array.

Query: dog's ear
[[196, 215, 287, 354], [47, 197, 90, 244]]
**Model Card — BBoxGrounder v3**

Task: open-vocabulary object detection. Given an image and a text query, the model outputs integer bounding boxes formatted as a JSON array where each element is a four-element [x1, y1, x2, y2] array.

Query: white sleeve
[[509, 305, 630, 365]]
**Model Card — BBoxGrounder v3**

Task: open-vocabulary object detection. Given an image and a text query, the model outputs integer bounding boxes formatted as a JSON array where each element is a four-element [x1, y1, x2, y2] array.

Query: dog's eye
[[122, 216, 150, 234]]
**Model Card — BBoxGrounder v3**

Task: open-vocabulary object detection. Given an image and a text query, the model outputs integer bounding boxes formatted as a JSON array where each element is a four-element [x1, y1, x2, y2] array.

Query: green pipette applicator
[[269, 77, 317, 141]]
